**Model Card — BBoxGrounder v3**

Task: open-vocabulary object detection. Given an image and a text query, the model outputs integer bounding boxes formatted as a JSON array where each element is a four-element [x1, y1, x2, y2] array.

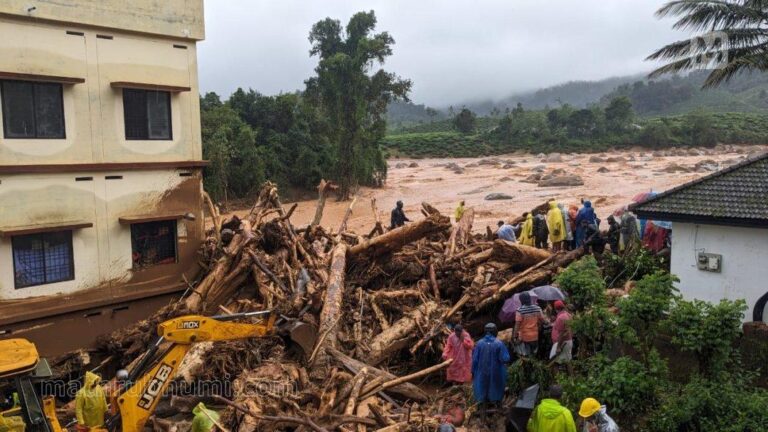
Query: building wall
[[0, 5, 205, 304], [0, 0, 204, 40], [0, 169, 204, 300], [0, 17, 202, 164], [671, 222, 768, 322]]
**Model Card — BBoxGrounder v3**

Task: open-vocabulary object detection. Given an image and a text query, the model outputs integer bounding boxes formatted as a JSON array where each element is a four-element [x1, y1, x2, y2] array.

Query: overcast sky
[[198, 1, 690, 107]]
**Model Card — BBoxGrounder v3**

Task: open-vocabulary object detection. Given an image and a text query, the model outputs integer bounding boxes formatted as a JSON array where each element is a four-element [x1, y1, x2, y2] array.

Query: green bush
[[562, 352, 667, 416], [570, 306, 619, 357], [666, 298, 747, 376], [555, 256, 606, 311], [648, 373, 768, 432], [507, 358, 554, 395], [617, 272, 679, 351]]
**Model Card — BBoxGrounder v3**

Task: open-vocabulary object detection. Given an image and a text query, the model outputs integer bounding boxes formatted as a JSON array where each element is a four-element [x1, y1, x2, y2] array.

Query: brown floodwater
[[224, 145, 766, 234]]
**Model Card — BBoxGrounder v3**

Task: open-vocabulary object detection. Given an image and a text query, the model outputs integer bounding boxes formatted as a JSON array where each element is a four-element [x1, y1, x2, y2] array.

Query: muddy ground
[[224, 144, 766, 233]]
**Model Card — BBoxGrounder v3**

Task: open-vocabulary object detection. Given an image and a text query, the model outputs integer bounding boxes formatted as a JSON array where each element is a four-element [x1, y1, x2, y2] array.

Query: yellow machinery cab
[[0, 339, 40, 379], [0, 339, 63, 432]]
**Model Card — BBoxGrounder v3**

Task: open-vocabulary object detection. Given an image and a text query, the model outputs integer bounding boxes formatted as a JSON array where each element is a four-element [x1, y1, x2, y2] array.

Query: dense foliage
[[507, 250, 768, 431], [201, 11, 408, 201], [305, 11, 411, 199], [383, 100, 768, 158]]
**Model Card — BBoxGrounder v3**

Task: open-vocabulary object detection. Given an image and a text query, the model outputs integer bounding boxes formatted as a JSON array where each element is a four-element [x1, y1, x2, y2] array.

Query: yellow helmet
[[579, 398, 601, 418]]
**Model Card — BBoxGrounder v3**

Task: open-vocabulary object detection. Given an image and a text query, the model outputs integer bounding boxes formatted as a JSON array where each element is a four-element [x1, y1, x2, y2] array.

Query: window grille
[[12, 231, 74, 288]]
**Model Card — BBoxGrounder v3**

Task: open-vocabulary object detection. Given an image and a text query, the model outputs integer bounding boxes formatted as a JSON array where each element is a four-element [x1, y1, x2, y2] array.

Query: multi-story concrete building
[[0, 0, 207, 355]]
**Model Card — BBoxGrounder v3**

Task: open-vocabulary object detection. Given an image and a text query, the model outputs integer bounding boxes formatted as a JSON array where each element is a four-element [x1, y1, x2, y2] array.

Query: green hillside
[[383, 111, 768, 158]]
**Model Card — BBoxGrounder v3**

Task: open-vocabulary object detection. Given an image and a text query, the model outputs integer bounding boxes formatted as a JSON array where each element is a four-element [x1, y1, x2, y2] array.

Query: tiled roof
[[631, 152, 768, 226]]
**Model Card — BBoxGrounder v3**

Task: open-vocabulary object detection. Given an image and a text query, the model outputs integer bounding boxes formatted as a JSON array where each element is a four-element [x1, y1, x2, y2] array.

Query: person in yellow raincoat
[[454, 200, 466, 223], [518, 213, 535, 246], [191, 403, 221, 432], [75, 371, 107, 431], [546, 201, 566, 251]]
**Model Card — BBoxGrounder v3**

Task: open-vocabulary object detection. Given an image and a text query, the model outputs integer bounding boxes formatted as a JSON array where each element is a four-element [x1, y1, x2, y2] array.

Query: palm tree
[[647, 0, 768, 88]]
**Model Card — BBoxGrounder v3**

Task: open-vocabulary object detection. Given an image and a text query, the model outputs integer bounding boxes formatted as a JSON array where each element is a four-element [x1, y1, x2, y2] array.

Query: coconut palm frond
[[650, 0, 768, 87], [657, 0, 768, 32]]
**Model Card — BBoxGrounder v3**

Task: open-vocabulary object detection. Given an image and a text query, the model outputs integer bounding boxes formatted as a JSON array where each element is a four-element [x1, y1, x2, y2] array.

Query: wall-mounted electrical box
[[697, 252, 722, 273]]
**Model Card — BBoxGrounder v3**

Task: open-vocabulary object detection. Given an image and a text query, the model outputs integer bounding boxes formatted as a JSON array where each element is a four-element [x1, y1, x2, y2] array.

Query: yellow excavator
[[0, 310, 315, 432]]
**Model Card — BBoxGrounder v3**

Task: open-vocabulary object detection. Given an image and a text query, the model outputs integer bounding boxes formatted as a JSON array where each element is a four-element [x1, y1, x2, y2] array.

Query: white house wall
[[671, 222, 768, 322]]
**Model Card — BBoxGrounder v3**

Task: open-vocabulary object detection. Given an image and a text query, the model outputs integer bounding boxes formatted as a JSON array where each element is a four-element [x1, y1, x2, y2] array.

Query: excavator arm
[[108, 311, 276, 432]]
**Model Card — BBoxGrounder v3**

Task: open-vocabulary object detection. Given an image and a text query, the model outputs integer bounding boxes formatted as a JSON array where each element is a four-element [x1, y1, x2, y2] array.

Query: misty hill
[[387, 71, 768, 129], [465, 74, 643, 115]]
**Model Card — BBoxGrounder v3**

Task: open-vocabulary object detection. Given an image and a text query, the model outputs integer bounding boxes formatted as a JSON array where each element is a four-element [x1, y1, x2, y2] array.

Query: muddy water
[[225, 145, 765, 234]]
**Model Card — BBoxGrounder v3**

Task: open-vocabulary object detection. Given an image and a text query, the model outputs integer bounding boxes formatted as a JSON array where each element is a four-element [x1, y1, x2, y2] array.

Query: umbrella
[[530, 285, 566, 302], [498, 291, 539, 323]]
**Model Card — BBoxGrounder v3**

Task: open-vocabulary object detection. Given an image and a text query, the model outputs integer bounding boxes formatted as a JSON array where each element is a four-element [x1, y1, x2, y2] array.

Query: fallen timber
[[60, 181, 587, 431]]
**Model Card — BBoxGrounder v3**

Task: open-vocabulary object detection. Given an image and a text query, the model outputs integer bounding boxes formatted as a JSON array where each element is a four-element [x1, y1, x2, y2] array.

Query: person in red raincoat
[[442, 324, 474, 384]]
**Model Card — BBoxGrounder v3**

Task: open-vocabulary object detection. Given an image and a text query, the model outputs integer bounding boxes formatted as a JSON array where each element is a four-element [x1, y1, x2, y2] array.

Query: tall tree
[[604, 96, 634, 133], [305, 11, 411, 199], [453, 108, 477, 133], [648, 0, 768, 87]]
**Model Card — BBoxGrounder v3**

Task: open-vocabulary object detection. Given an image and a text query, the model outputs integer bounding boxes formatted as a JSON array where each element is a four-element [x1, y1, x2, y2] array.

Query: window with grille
[[130, 220, 177, 269], [123, 89, 172, 140], [1, 80, 65, 139], [12, 231, 75, 289]]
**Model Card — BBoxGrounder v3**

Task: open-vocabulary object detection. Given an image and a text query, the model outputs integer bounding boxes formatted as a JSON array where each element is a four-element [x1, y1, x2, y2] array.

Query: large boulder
[[588, 155, 605, 163], [478, 158, 502, 166], [605, 156, 626, 163], [659, 163, 691, 173], [485, 193, 514, 201], [694, 159, 719, 172], [408, 162, 419, 168], [521, 173, 542, 183], [532, 165, 546, 172], [499, 176, 514, 182], [538, 175, 584, 187], [597, 167, 610, 173], [543, 153, 563, 163], [395, 162, 408, 169]]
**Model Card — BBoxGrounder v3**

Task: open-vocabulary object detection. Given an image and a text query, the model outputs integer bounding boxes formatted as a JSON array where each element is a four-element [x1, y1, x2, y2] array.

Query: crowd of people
[[388, 199, 629, 431]]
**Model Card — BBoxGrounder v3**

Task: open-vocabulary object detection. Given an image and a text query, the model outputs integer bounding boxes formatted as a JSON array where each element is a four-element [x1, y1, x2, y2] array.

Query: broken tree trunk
[[327, 348, 428, 401], [358, 359, 452, 401], [312, 243, 347, 368], [367, 301, 439, 366], [476, 247, 584, 310], [348, 214, 450, 259], [338, 196, 358, 234], [491, 239, 552, 268], [312, 179, 337, 227]]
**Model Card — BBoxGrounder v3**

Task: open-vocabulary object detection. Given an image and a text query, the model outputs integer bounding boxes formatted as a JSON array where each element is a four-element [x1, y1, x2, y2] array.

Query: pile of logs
[[94, 182, 584, 432]]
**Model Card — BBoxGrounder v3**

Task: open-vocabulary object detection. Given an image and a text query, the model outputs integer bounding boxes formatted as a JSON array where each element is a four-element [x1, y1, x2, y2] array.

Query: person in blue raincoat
[[574, 201, 597, 247], [472, 323, 511, 417]]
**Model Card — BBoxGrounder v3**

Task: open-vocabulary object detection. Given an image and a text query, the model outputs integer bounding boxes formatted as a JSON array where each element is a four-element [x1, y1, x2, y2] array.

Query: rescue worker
[[0, 392, 24, 432], [575, 201, 597, 247], [472, 323, 510, 417], [547, 201, 566, 251], [518, 213, 535, 246], [527, 385, 577, 432], [497, 220, 517, 242], [567, 205, 579, 249], [75, 371, 108, 431], [191, 402, 221, 432], [550, 300, 573, 374], [513, 292, 549, 356], [578, 398, 619, 432], [454, 200, 466, 223], [619, 209, 640, 252], [390, 200, 410, 229], [441, 324, 474, 384], [606, 215, 620, 254], [559, 203, 573, 250], [533, 211, 549, 249]]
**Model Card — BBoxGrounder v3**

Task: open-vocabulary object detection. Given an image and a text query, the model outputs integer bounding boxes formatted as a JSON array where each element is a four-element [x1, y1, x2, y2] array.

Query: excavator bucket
[[279, 320, 318, 358]]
